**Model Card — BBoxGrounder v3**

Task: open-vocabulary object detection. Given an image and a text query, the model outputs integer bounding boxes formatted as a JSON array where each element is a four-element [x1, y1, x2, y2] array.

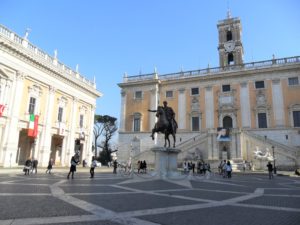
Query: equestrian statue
[[148, 101, 178, 148]]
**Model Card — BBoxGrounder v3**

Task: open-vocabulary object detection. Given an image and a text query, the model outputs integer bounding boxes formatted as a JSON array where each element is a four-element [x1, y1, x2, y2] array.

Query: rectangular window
[[222, 84, 231, 92], [58, 107, 63, 122], [135, 91, 142, 99], [192, 116, 200, 131], [79, 114, 84, 128], [258, 113, 267, 128], [293, 111, 300, 127], [166, 90, 173, 98], [255, 81, 265, 89], [28, 97, 36, 114], [288, 77, 299, 86], [133, 118, 140, 132], [191, 87, 199, 95]]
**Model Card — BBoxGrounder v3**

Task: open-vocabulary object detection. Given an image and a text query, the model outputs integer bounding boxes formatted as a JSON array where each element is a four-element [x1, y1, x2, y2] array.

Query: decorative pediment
[[57, 96, 68, 107], [28, 84, 43, 97]]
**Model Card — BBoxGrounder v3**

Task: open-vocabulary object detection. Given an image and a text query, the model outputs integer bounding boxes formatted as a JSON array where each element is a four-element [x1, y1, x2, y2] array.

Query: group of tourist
[[183, 161, 211, 174], [23, 158, 39, 175], [218, 160, 233, 178], [137, 160, 147, 173]]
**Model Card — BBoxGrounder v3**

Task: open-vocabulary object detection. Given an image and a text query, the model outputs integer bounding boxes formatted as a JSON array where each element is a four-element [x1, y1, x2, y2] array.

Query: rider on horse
[[148, 101, 178, 140]]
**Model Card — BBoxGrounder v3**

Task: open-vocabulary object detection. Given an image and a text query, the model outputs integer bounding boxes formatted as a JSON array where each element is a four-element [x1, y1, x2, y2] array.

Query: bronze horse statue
[[150, 106, 177, 148]]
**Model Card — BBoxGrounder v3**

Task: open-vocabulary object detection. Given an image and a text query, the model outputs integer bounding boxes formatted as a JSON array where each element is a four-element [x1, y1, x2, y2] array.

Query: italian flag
[[28, 114, 39, 137], [0, 104, 5, 117]]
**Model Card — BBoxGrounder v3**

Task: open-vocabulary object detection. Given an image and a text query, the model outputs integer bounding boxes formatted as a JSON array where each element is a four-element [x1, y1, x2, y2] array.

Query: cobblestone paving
[[0, 170, 299, 225]]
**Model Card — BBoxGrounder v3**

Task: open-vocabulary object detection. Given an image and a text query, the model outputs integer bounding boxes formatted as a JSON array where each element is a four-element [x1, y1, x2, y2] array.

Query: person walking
[[113, 160, 118, 174], [67, 156, 78, 179], [24, 158, 32, 175], [31, 158, 38, 174], [90, 156, 97, 178], [267, 161, 274, 179], [45, 158, 53, 174], [226, 161, 232, 178]]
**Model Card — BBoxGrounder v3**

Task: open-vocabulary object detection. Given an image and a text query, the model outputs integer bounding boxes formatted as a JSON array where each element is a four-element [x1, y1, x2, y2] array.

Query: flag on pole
[[28, 114, 39, 137], [0, 104, 5, 117]]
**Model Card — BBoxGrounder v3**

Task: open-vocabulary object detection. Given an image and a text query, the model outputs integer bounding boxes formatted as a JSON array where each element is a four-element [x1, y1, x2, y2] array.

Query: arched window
[[228, 53, 234, 65], [226, 30, 232, 41], [223, 116, 233, 128]]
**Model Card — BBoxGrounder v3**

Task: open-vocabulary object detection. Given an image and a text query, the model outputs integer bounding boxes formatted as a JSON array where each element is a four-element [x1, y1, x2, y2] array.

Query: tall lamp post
[[272, 146, 276, 174]]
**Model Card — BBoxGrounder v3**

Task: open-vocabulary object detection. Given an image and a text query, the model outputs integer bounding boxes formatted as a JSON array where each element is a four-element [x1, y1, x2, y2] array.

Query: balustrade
[[0, 24, 96, 88]]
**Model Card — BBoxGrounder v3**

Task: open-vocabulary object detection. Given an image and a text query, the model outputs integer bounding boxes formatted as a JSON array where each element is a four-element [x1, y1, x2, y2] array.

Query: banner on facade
[[28, 114, 39, 137], [217, 127, 230, 141], [0, 104, 5, 117]]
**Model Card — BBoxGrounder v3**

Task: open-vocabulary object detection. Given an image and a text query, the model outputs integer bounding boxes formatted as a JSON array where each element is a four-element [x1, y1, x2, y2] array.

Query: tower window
[[79, 114, 84, 128], [133, 113, 141, 132], [166, 90, 173, 98], [191, 87, 199, 96], [288, 77, 299, 86], [226, 30, 232, 41], [293, 111, 300, 127], [223, 116, 233, 128], [258, 113, 267, 128], [222, 85, 231, 92], [58, 107, 63, 122], [192, 116, 200, 131], [134, 91, 142, 99], [228, 53, 234, 65], [255, 81, 265, 89], [28, 97, 36, 114]]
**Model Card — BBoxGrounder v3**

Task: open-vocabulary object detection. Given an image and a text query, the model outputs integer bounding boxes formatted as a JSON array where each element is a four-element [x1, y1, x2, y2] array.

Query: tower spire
[[227, 0, 231, 19]]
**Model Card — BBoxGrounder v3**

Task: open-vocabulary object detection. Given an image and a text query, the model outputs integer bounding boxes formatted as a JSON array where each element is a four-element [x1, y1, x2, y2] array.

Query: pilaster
[[178, 88, 186, 129], [39, 85, 55, 166], [2, 71, 25, 167]]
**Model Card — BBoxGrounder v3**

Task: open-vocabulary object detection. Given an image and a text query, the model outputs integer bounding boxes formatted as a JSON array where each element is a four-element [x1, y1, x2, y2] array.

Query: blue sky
[[1, 0, 300, 124]]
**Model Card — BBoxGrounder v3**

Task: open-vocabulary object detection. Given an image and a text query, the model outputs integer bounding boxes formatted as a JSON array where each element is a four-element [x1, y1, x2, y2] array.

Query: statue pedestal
[[151, 147, 181, 179]]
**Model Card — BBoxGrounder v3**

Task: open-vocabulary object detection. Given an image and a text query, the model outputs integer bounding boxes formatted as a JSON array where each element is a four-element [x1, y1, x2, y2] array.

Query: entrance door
[[17, 129, 34, 165], [50, 135, 63, 166], [223, 116, 233, 128]]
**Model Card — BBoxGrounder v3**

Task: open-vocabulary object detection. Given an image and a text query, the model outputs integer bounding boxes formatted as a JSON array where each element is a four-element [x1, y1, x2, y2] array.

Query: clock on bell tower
[[217, 11, 244, 67]]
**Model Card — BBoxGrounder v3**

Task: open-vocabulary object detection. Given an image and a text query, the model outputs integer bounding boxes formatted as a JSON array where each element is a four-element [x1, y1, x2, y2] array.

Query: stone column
[[271, 79, 285, 127], [119, 90, 126, 132], [178, 88, 186, 130], [2, 71, 25, 167], [60, 135, 67, 167], [205, 86, 214, 128], [39, 86, 55, 166]]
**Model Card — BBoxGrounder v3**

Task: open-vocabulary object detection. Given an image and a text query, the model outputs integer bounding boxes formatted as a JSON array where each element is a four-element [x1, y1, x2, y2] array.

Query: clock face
[[224, 41, 235, 52]]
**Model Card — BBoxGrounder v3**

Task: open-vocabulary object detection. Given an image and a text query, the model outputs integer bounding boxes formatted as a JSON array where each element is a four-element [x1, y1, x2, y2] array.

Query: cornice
[[0, 39, 101, 98]]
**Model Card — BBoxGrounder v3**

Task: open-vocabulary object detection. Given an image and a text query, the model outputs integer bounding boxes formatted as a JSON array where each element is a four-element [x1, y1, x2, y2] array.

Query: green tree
[[93, 115, 118, 165]]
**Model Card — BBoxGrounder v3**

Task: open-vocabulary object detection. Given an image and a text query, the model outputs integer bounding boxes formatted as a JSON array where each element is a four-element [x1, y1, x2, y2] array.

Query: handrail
[[242, 130, 298, 156]]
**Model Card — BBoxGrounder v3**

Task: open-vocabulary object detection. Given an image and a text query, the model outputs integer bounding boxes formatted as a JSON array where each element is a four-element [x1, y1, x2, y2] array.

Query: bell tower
[[217, 11, 244, 67]]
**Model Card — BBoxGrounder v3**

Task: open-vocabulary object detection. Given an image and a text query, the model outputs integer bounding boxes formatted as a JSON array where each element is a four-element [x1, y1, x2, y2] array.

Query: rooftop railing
[[0, 24, 96, 88], [125, 55, 300, 83]]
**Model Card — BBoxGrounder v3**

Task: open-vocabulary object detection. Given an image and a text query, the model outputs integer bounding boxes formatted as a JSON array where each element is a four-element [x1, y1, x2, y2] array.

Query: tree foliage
[[93, 115, 118, 165]]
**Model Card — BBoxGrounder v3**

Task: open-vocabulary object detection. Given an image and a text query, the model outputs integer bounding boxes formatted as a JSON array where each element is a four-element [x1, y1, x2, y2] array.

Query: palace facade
[[118, 14, 300, 170], [0, 24, 102, 167]]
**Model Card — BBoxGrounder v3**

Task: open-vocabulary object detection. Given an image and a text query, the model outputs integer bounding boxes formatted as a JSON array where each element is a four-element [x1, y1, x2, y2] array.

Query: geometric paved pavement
[[0, 170, 299, 225]]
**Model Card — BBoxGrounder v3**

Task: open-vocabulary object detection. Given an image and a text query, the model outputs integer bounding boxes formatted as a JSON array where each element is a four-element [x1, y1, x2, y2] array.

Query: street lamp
[[272, 146, 276, 174]]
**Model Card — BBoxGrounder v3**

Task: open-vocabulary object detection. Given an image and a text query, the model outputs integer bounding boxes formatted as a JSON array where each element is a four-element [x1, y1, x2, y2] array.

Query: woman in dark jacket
[[67, 156, 78, 179]]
